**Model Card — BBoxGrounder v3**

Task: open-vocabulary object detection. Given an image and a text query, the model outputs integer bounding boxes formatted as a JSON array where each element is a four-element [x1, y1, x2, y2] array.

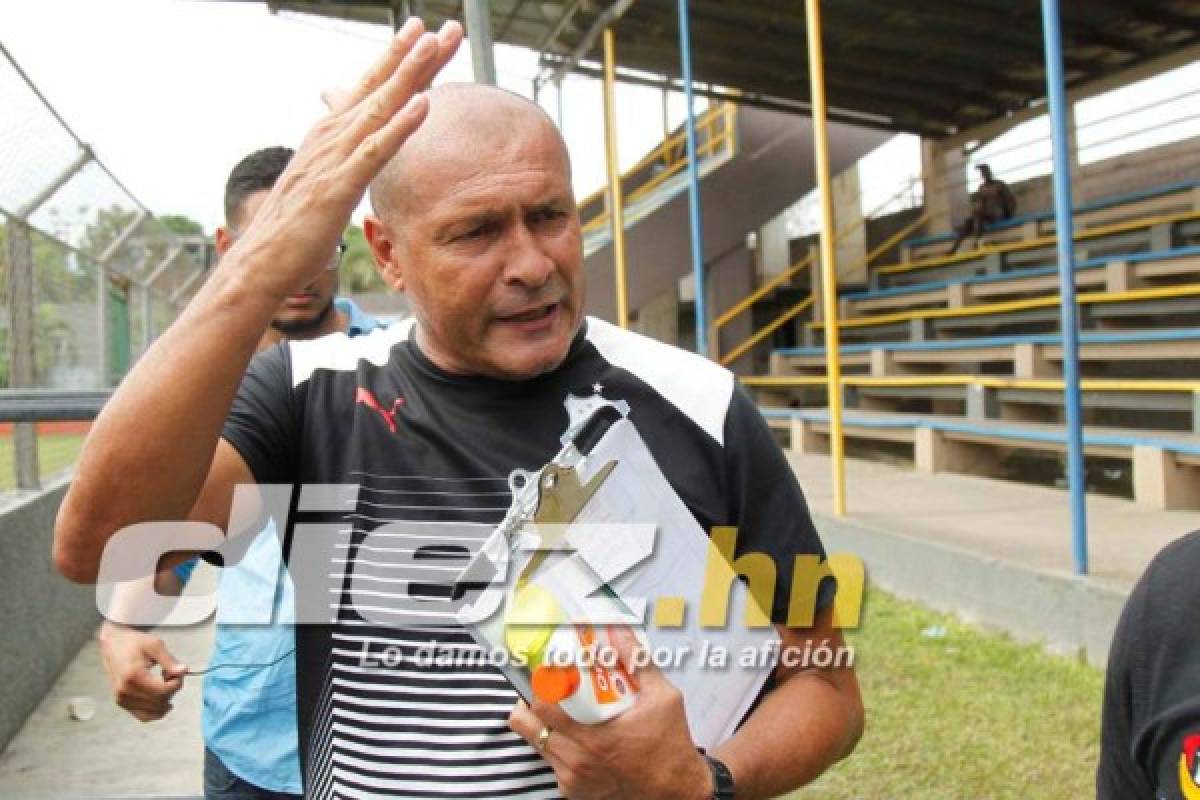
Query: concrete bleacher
[[761, 408, 1200, 512], [842, 245, 1200, 317], [870, 182, 1200, 292], [771, 327, 1200, 377], [749, 178, 1200, 510]]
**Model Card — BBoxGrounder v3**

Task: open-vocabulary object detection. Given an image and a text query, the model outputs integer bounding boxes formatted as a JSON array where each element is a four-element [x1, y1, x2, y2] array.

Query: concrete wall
[[631, 287, 679, 346], [0, 478, 99, 752], [865, 207, 926, 270], [832, 166, 867, 286], [708, 244, 756, 372], [815, 512, 1127, 668]]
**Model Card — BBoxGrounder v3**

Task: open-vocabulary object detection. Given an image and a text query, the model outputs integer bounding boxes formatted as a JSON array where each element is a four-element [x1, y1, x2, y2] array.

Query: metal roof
[[234, 0, 1200, 136]]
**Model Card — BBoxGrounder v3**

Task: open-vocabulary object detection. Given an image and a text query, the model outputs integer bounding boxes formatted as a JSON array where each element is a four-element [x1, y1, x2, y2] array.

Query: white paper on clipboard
[[459, 411, 779, 750], [566, 417, 779, 748]]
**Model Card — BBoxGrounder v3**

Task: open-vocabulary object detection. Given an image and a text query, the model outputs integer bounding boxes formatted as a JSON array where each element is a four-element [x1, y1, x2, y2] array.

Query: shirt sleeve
[[1098, 531, 1200, 800], [721, 384, 833, 624], [1097, 564, 1156, 799], [221, 342, 299, 485]]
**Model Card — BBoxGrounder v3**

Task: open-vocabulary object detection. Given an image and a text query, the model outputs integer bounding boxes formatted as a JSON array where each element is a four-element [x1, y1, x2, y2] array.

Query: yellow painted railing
[[720, 295, 815, 366], [716, 208, 930, 366], [810, 280, 1200, 331], [579, 103, 738, 236]]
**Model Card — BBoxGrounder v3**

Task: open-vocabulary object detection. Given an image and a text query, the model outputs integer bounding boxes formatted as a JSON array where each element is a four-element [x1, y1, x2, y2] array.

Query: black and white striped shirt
[[222, 317, 827, 798]]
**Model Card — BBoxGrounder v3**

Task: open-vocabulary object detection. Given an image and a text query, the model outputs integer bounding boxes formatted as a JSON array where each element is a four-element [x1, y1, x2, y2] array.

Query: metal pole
[[463, 0, 496, 85], [169, 267, 206, 305], [555, 79, 565, 130], [805, 0, 847, 516], [601, 28, 629, 329], [97, 264, 110, 387], [662, 87, 670, 142], [141, 280, 154, 354], [1041, 0, 1089, 575], [97, 210, 146, 264], [677, 0, 707, 356], [15, 146, 92, 221], [5, 218, 40, 489], [544, 0, 636, 90]]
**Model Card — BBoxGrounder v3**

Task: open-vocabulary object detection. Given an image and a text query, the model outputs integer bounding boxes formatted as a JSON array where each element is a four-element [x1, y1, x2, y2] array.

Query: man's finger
[[508, 698, 542, 745], [608, 625, 668, 691], [354, 93, 430, 178], [130, 702, 172, 723], [321, 87, 352, 112], [117, 692, 170, 717], [127, 666, 179, 701], [528, 692, 587, 740], [146, 638, 187, 678], [509, 700, 586, 769], [350, 20, 461, 135], [346, 20, 459, 150], [342, 17, 425, 110], [352, 21, 460, 167], [509, 699, 564, 760]]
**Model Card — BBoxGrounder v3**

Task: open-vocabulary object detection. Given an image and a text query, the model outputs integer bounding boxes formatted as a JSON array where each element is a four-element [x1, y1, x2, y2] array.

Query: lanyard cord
[[185, 648, 295, 676]]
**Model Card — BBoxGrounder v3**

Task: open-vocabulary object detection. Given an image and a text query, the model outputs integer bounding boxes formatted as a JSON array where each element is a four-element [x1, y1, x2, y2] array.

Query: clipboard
[[456, 402, 779, 749]]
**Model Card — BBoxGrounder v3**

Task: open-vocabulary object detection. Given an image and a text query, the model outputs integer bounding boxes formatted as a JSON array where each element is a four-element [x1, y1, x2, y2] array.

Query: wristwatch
[[700, 752, 736, 800]]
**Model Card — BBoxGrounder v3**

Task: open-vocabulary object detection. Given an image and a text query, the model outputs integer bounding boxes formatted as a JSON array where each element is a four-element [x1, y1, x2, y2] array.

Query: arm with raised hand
[[53, 18, 464, 583]]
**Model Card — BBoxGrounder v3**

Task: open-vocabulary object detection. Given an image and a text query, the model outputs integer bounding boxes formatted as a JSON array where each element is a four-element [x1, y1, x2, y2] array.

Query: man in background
[[97, 145, 383, 799], [948, 163, 1018, 254]]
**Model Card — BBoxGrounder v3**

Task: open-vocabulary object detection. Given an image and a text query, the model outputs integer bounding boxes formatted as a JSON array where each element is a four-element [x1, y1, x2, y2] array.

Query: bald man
[[54, 19, 861, 799]]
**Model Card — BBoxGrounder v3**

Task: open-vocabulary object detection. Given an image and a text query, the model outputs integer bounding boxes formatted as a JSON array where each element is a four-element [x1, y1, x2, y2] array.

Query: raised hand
[[226, 17, 463, 300]]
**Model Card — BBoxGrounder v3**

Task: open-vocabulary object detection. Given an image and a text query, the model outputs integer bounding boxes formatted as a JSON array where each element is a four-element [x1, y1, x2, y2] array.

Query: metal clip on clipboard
[[455, 404, 629, 709], [495, 404, 622, 586]]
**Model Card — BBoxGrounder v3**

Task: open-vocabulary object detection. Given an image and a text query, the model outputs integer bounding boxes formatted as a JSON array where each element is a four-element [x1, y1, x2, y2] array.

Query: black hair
[[223, 146, 294, 226]]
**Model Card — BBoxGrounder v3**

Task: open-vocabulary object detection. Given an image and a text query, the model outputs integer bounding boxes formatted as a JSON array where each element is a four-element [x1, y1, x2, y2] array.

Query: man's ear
[[214, 226, 235, 260], [363, 215, 405, 292]]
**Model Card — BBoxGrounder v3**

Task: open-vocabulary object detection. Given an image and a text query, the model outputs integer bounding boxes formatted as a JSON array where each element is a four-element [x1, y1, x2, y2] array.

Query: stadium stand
[[749, 178, 1200, 509]]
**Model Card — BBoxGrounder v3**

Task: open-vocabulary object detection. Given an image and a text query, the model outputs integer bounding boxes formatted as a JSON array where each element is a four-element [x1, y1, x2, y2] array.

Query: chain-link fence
[[1, 42, 207, 493]]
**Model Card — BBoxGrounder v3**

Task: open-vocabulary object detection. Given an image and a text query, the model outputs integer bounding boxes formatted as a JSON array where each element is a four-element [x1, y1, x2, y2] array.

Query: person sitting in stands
[[948, 163, 1017, 254]]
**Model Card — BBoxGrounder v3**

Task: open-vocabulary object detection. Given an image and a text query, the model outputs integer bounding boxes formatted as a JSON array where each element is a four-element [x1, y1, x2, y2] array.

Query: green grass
[[0, 433, 85, 490], [787, 590, 1104, 800]]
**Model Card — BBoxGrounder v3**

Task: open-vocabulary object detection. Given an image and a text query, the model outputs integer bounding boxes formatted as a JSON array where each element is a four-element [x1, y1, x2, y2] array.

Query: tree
[[159, 214, 205, 237]]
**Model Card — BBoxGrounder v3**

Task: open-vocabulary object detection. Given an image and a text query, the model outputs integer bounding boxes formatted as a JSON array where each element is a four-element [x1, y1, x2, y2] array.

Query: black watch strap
[[702, 753, 736, 800]]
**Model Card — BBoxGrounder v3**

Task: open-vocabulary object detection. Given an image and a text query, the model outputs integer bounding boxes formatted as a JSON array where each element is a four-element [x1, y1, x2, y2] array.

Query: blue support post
[[677, 0, 707, 357], [1041, 0, 1089, 575]]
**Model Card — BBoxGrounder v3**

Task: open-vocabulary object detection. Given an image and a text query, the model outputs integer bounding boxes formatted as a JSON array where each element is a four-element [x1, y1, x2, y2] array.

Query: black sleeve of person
[[1097, 529, 1200, 800], [720, 384, 834, 625], [220, 342, 299, 486]]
